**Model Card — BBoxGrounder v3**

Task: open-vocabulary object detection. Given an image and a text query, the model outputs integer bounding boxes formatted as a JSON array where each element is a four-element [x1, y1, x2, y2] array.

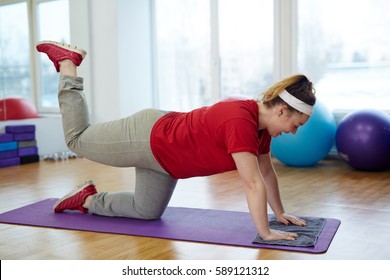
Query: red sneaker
[[53, 180, 97, 213], [36, 41, 87, 72]]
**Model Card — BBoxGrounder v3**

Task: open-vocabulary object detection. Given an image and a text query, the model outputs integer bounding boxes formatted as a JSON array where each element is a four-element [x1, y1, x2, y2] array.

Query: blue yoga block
[[5, 125, 36, 134], [18, 146, 38, 157], [0, 150, 18, 159], [0, 142, 18, 152], [0, 157, 20, 168], [0, 134, 14, 143]]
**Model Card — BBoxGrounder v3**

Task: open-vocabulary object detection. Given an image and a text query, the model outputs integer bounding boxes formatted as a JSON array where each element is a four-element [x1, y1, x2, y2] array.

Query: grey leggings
[[58, 75, 178, 219]]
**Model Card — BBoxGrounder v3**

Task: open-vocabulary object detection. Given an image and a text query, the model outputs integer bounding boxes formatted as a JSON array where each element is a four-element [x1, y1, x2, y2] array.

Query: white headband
[[279, 90, 314, 116]]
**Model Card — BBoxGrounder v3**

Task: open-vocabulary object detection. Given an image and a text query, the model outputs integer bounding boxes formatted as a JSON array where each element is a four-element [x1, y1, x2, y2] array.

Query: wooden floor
[[0, 157, 389, 260]]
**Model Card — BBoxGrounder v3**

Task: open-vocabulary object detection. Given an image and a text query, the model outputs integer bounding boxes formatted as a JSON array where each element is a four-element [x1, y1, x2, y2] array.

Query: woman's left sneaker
[[36, 41, 87, 72]]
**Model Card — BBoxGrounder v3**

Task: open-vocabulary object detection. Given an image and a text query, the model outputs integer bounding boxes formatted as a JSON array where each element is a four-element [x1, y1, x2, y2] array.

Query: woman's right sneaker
[[53, 180, 97, 213], [36, 41, 87, 72]]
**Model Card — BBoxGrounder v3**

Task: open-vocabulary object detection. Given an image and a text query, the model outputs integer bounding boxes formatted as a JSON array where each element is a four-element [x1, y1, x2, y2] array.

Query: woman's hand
[[261, 229, 298, 241], [259, 214, 306, 241], [276, 213, 307, 227]]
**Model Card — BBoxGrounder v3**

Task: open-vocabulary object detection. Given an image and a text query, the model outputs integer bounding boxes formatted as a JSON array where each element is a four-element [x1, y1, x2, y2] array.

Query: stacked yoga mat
[[0, 125, 39, 167]]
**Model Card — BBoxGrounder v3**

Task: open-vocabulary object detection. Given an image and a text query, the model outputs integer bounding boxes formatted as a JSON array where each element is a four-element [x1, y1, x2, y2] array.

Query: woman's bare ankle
[[59, 59, 77, 77], [82, 195, 93, 209]]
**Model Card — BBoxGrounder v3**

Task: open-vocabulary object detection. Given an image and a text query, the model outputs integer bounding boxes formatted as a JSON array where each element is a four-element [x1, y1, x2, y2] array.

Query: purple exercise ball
[[335, 109, 390, 171]]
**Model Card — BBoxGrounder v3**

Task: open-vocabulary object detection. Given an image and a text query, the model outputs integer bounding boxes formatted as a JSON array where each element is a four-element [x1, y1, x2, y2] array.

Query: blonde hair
[[260, 74, 316, 113]]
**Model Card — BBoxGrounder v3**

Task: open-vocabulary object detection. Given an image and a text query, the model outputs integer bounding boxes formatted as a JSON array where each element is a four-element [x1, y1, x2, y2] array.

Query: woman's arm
[[231, 152, 298, 241], [258, 153, 306, 226], [257, 153, 284, 216]]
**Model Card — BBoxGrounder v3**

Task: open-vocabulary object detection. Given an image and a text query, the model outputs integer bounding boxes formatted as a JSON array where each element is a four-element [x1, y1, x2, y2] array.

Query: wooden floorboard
[[0, 157, 389, 259]]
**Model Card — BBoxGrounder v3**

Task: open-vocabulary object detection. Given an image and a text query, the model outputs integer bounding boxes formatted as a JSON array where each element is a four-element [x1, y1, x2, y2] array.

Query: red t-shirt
[[150, 99, 271, 179]]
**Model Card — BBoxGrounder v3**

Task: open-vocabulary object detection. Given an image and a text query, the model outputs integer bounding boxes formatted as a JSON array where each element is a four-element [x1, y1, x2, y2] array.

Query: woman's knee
[[64, 135, 81, 154], [133, 205, 165, 220]]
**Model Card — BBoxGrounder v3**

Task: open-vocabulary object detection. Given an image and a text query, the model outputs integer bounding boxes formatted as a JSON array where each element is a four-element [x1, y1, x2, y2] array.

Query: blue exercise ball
[[335, 109, 390, 171], [271, 101, 337, 167]]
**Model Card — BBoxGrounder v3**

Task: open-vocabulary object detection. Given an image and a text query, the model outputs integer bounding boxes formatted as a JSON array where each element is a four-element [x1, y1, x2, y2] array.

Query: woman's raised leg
[[37, 41, 175, 219]]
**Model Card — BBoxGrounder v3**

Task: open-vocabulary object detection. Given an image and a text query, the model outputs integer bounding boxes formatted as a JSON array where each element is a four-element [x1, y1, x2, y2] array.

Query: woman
[[36, 41, 316, 242]]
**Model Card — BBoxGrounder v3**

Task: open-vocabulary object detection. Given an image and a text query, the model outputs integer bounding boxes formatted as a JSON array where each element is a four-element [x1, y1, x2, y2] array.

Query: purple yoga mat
[[0, 150, 18, 159], [18, 146, 38, 156], [0, 133, 14, 143], [0, 199, 340, 253], [0, 157, 20, 167], [5, 125, 36, 134], [13, 133, 35, 141]]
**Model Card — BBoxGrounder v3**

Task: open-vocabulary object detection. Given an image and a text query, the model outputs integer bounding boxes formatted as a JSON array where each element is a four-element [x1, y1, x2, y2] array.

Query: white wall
[[88, 0, 121, 122], [69, 0, 92, 120], [117, 0, 155, 117]]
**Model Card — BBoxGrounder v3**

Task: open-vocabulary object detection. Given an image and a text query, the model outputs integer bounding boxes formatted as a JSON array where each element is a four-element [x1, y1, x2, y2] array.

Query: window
[[219, 0, 273, 99], [0, 0, 70, 118], [298, 0, 390, 112], [0, 2, 31, 103], [154, 0, 211, 111], [155, 0, 389, 113], [154, 0, 273, 111]]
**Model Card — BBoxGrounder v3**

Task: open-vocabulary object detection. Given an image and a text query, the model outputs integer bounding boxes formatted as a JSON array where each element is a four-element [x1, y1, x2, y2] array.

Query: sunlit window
[[0, 0, 70, 117], [155, 0, 273, 111], [155, 0, 211, 111], [298, 0, 390, 111], [0, 2, 31, 102], [219, 0, 273, 99]]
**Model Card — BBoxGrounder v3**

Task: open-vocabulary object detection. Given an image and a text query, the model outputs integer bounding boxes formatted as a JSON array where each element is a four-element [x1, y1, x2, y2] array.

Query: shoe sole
[[36, 40, 87, 58], [53, 181, 95, 211]]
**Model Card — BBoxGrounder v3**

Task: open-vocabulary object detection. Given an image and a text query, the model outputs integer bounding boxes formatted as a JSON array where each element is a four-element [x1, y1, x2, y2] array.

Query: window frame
[[151, 0, 294, 107], [151, 0, 276, 108]]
